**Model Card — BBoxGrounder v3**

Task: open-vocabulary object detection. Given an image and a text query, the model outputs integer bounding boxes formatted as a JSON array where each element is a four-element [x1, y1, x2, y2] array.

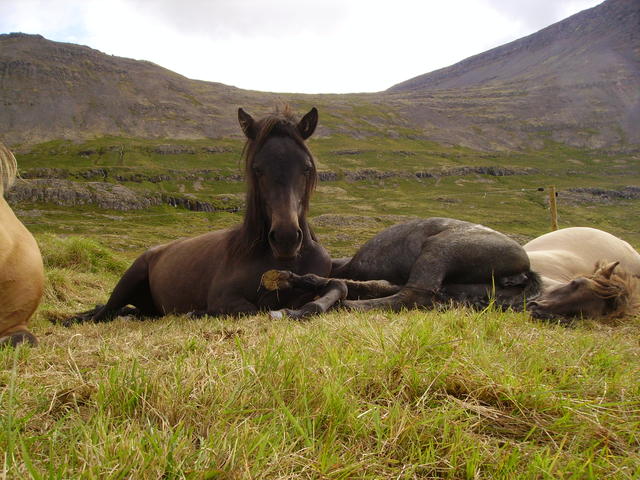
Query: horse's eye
[[569, 279, 583, 289], [303, 164, 313, 175], [253, 166, 263, 177]]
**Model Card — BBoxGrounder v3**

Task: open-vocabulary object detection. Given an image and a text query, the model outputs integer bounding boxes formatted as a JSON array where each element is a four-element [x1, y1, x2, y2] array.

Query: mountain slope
[[0, 0, 638, 150], [388, 0, 639, 92], [385, 0, 640, 148], [0, 33, 277, 144]]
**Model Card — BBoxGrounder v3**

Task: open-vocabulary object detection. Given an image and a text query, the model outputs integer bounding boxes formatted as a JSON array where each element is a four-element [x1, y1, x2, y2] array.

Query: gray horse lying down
[[262, 217, 542, 318]]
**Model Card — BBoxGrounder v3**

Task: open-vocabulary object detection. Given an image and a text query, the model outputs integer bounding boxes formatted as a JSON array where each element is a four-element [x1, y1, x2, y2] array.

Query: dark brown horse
[[67, 107, 332, 324], [263, 217, 542, 318]]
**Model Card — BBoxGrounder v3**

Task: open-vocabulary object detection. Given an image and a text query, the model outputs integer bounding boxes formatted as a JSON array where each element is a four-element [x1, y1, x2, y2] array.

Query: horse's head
[[528, 261, 638, 321], [238, 106, 318, 260]]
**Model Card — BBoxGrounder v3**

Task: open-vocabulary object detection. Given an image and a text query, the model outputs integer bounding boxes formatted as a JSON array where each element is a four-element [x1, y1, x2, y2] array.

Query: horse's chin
[[271, 249, 300, 264], [528, 302, 575, 324], [528, 308, 557, 321]]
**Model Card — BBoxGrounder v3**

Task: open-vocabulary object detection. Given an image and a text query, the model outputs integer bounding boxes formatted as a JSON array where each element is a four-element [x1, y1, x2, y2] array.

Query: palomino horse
[[0, 142, 44, 346], [263, 217, 542, 318], [67, 107, 332, 323], [525, 227, 640, 321]]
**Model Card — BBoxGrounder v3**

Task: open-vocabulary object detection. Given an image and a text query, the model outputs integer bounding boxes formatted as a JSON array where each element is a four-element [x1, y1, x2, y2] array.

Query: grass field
[[2, 136, 640, 478]]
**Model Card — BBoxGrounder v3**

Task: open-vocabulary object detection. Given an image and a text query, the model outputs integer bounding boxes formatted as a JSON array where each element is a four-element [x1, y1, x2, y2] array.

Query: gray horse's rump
[[336, 218, 532, 287]]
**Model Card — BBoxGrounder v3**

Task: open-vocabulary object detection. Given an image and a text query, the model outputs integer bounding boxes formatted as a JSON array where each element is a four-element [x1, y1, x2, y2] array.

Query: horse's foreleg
[[261, 270, 329, 292], [342, 279, 401, 299], [341, 287, 433, 312], [271, 279, 348, 320], [262, 270, 401, 299], [342, 251, 448, 312]]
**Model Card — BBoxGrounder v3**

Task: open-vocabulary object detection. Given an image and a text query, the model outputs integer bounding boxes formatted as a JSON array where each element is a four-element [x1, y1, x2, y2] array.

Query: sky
[[0, 0, 603, 94]]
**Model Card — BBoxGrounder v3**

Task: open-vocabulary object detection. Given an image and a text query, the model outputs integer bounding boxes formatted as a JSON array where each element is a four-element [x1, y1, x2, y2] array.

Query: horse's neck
[[300, 217, 315, 243], [0, 197, 36, 254], [0, 197, 20, 224]]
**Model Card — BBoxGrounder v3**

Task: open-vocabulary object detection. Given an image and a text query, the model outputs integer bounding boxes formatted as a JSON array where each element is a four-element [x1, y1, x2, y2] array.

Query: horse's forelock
[[244, 109, 313, 161], [243, 109, 317, 194], [0, 142, 18, 196], [586, 262, 640, 317]]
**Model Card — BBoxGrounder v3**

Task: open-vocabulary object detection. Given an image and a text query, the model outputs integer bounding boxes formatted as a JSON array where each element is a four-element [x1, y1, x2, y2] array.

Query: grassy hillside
[[11, 135, 640, 253], [2, 136, 640, 478]]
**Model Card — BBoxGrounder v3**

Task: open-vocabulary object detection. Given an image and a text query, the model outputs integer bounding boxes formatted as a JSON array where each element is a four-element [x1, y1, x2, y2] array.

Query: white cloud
[[0, 0, 605, 93], [481, 0, 601, 30]]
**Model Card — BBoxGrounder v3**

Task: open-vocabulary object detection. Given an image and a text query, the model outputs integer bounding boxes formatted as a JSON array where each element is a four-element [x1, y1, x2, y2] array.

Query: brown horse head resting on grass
[[524, 227, 640, 322], [262, 217, 543, 319], [66, 106, 332, 324], [527, 260, 640, 322], [0, 142, 44, 346]]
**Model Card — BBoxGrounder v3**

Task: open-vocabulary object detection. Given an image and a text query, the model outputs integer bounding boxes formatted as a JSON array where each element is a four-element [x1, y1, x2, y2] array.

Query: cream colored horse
[[0, 142, 44, 346], [524, 227, 640, 320]]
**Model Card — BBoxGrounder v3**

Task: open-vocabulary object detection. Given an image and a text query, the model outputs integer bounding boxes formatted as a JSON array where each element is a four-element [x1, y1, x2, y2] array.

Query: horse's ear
[[599, 261, 620, 279], [238, 108, 257, 140], [298, 107, 318, 140]]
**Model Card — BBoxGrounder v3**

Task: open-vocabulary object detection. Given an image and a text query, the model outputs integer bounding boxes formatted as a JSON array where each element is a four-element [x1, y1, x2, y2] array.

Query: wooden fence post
[[549, 185, 558, 231]]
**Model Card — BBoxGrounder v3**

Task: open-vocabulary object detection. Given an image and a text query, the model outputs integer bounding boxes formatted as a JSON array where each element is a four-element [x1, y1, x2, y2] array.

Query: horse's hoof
[[0, 331, 38, 347], [59, 314, 93, 327], [59, 305, 104, 326], [261, 270, 292, 291], [58, 316, 82, 327], [269, 309, 309, 320]]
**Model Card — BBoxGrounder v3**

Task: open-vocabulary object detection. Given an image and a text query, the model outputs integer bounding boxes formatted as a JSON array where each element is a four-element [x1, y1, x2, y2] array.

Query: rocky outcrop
[[331, 166, 535, 182], [414, 166, 536, 179], [6, 179, 243, 212], [21, 167, 242, 183], [561, 186, 640, 205], [21, 165, 534, 187], [7, 179, 160, 210]]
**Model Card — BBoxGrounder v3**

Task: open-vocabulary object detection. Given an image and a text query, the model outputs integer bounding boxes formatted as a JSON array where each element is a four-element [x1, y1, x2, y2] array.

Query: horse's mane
[[588, 261, 640, 318], [0, 142, 18, 196], [228, 106, 318, 259]]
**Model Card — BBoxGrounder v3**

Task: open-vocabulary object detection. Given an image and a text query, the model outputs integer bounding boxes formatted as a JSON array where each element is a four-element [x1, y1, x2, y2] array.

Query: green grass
[[2, 136, 640, 478], [3, 305, 640, 478]]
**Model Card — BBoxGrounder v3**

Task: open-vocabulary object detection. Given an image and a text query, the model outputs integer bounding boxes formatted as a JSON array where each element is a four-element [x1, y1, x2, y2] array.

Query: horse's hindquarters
[[0, 200, 44, 343]]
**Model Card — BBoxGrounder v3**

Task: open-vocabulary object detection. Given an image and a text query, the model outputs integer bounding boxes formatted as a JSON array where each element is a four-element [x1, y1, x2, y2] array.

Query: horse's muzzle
[[268, 227, 303, 259], [527, 299, 565, 321]]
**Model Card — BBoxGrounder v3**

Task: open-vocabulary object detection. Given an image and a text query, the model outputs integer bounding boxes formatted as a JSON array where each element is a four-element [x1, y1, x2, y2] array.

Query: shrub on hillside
[[39, 235, 129, 275]]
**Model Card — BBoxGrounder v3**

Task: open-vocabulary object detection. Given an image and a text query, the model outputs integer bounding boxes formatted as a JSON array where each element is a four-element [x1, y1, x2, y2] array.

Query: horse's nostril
[[296, 229, 303, 244], [268, 230, 277, 245]]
